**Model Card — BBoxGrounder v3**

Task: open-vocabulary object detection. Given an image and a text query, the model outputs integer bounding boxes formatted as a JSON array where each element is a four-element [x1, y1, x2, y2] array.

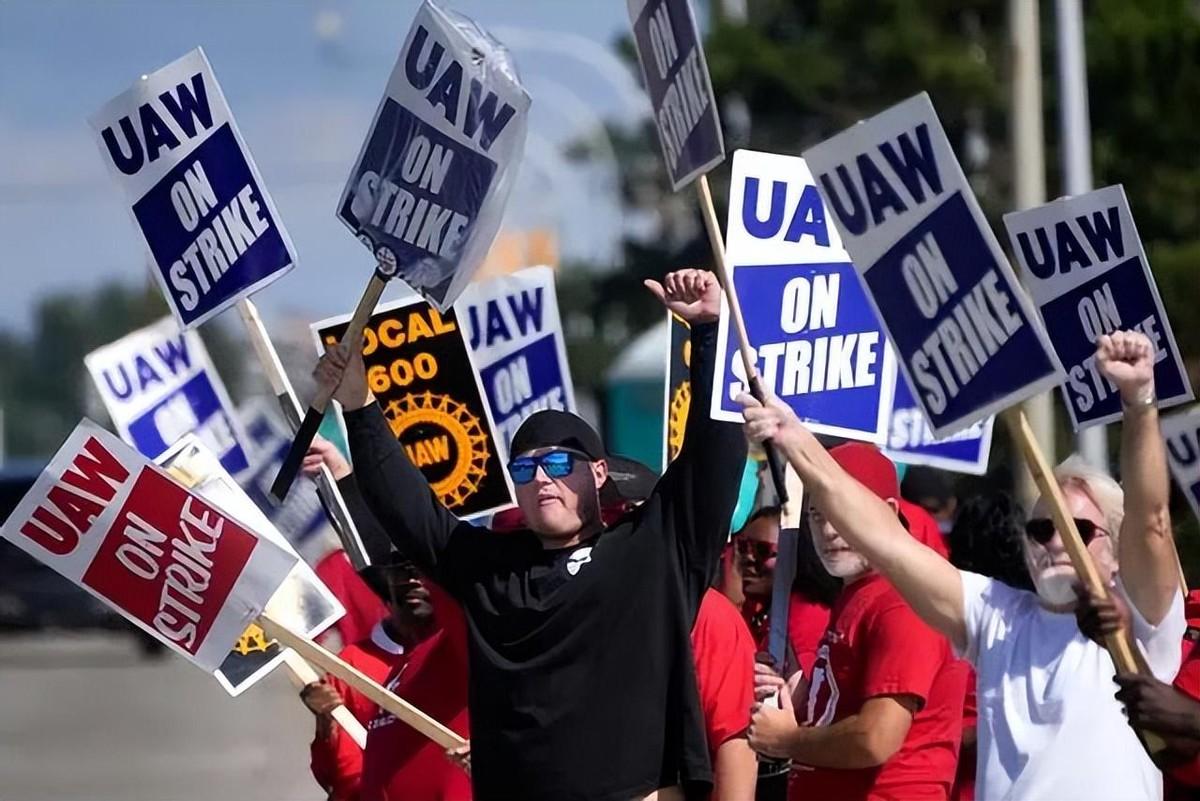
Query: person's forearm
[[777, 426, 967, 649], [335, 473, 395, 564], [712, 738, 757, 801], [783, 715, 892, 769], [343, 402, 462, 582], [1119, 401, 1178, 624]]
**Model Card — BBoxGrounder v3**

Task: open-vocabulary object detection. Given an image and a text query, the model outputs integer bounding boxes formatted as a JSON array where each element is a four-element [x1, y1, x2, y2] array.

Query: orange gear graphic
[[233, 623, 272, 656], [668, 381, 691, 462], [384, 391, 490, 509]]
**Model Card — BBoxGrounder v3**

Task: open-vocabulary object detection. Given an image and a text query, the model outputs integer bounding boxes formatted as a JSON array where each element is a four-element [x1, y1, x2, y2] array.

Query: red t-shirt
[[743, 592, 832, 679], [690, 589, 756, 759], [360, 581, 471, 801], [1167, 590, 1200, 797], [790, 573, 967, 801], [316, 549, 389, 647], [310, 632, 400, 801]]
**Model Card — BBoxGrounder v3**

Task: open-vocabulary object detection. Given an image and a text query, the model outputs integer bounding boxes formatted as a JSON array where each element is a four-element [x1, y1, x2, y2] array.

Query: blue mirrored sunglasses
[[508, 451, 579, 485]]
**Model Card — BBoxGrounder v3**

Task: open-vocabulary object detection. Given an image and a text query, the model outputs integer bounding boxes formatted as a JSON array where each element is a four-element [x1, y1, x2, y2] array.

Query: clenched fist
[[644, 269, 721, 324]]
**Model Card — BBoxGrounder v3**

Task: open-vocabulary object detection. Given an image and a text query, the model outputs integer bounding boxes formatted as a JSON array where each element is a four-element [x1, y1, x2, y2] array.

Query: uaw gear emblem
[[566, 546, 593, 576], [232, 623, 272, 656], [384, 390, 490, 508]]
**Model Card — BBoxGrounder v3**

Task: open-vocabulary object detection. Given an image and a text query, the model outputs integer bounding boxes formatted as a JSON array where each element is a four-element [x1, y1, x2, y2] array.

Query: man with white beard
[[739, 330, 1185, 801]]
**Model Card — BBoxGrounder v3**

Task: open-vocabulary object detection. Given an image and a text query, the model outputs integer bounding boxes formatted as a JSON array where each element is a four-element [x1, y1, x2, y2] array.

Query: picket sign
[[260, 614, 468, 752], [235, 298, 370, 567], [280, 649, 368, 750]]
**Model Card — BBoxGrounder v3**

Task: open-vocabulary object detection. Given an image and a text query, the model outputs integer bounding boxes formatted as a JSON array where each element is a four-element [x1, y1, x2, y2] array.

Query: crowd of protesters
[[290, 269, 1200, 801]]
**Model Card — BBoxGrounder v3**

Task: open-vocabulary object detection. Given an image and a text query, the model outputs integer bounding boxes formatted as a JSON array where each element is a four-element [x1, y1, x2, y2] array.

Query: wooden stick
[[271, 273, 389, 502], [260, 614, 467, 751], [1002, 407, 1167, 754], [695, 173, 789, 504], [281, 649, 368, 750], [236, 298, 370, 569]]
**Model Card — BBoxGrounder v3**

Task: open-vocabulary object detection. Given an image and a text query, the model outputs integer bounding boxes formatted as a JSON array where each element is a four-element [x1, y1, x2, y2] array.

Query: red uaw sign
[[1, 421, 296, 671]]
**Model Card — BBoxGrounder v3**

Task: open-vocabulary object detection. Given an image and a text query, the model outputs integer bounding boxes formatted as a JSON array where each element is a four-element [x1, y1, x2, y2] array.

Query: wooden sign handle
[[260, 614, 467, 751], [280, 649, 368, 749], [1001, 407, 1168, 755], [695, 173, 789, 504], [236, 297, 371, 568], [271, 273, 389, 502]]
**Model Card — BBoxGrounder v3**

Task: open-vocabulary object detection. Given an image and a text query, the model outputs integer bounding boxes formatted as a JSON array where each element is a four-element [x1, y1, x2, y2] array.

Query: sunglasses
[[508, 450, 581, 485], [1024, 518, 1109, 547], [735, 539, 778, 563]]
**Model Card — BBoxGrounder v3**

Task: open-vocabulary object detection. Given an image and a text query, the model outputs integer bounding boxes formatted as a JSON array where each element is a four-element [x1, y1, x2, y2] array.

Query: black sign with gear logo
[[316, 298, 514, 518], [664, 312, 691, 466]]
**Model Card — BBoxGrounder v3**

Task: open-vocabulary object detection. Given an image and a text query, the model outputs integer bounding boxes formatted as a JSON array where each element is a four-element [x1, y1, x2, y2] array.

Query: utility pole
[[1010, 0, 1056, 507], [1056, 0, 1107, 472]]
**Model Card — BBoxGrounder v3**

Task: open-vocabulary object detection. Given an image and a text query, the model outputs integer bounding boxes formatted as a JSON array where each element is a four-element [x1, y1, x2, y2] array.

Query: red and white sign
[[1, 420, 296, 671]]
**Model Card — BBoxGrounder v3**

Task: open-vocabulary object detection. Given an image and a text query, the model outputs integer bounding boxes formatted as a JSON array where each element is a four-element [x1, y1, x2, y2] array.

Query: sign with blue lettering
[[85, 317, 250, 476], [803, 94, 1064, 438], [627, 0, 724, 189], [339, 1, 530, 310], [1161, 407, 1200, 527], [884, 375, 993, 475], [1003, 185, 1193, 430], [455, 266, 575, 460], [238, 400, 334, 565], [89, 49, 296, 329], [710, 149, 896, 443]]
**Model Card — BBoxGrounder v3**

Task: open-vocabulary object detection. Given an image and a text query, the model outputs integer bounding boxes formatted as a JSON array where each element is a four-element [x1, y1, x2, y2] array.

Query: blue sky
[[0, 0, 649, 332]]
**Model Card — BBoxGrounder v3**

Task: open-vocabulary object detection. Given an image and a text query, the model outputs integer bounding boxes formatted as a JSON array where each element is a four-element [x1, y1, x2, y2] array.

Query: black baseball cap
[[510, 410, 606, 461]]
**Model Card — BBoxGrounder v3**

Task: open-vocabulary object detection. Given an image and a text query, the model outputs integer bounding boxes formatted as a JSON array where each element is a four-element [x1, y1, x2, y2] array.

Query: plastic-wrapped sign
[[89, 48, 296, 328], [338, 1, 530, 310]]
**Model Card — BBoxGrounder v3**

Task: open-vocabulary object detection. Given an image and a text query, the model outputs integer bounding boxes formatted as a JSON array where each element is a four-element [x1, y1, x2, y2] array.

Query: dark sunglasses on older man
[[508, 450, 580, 485], [1024, 517, 1109, 547]]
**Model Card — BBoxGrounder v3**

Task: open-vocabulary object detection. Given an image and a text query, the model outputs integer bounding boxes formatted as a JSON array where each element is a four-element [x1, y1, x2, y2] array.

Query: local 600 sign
[[314, 297, 513, 518], [89, 48, 296, 329]]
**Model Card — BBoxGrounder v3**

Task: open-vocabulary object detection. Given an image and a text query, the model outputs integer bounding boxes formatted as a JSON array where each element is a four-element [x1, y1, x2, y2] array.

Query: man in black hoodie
[[313, 268, 747, 801]]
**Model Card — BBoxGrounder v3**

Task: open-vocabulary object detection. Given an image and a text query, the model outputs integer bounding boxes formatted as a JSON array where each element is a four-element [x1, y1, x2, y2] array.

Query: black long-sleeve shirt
[[343, 321, 747, 801]]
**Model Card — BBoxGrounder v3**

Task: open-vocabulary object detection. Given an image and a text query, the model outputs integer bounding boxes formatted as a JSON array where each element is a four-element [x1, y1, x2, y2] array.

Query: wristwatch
[[1121, 388, 1156, 414]]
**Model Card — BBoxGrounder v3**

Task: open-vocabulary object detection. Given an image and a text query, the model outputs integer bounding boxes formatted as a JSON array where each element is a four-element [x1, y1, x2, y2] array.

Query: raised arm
[[740, 394, 967, 652], [645, 270, 748, 607], [302, 436, 394, 564], [1099, 331, 1179, 625], [314, 344, 473, 587]]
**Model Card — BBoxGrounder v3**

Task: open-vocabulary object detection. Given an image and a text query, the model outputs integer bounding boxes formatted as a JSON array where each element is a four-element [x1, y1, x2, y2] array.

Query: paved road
[[0, 631, 324, 801]]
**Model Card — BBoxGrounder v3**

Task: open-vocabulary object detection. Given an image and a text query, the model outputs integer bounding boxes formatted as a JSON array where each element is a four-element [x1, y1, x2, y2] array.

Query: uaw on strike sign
[[455, 266, 575, 459], [803, 94, 1064, 438], [338, 0, 530, 310], [711, 149, 895, 444], [314, 297, 514, 518], [1, 422, 296, 671], [1003, 185, 1193, 429], [85, 316, 250, 476], [90, 48, 296, 329]]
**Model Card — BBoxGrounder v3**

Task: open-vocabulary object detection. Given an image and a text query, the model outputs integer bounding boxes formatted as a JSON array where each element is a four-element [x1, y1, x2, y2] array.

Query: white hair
[[1053, 454, 1125, 547]]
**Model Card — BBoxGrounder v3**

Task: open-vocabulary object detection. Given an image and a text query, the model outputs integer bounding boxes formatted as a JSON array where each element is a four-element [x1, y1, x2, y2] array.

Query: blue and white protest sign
[[455, 266, 575, 458], [711, 150, 896, 443], [627, 0, 724, 189], [85, 316, 250, 475], [338, 1, 530, 310], [239, 400, 335, 565], [89, 49, 296, 329], [803, 93, 1064, 438], [1003, 185, 1192, 430], [884, 375, 993, 475], [1161, 407, 1200, 525]]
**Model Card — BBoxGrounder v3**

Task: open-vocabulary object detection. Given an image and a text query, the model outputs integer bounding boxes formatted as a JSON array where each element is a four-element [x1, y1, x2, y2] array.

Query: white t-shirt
[[959, 570, 1185, 801]]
